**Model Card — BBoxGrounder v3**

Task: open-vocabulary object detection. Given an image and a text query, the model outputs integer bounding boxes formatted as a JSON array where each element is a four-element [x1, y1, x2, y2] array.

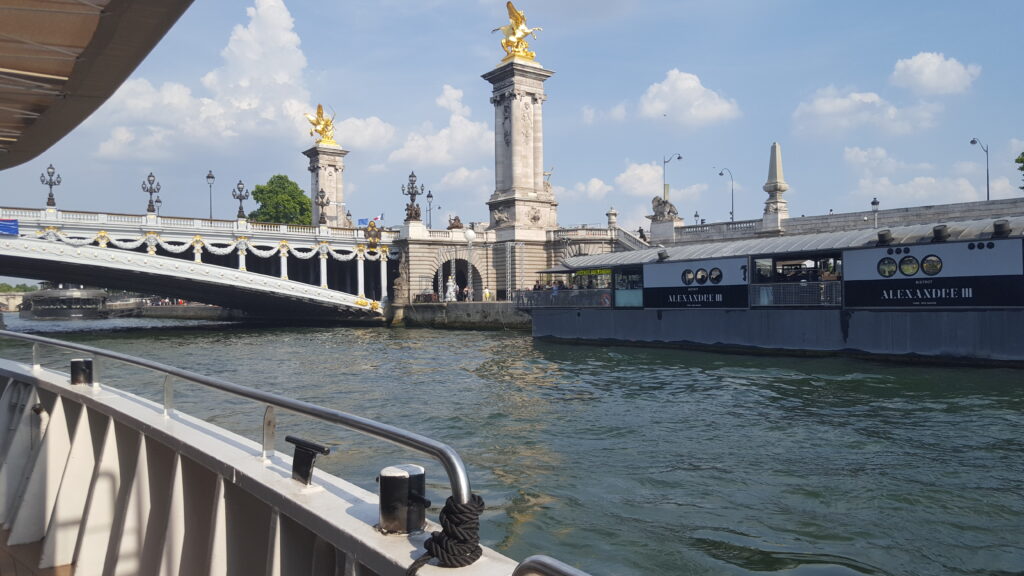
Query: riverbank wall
[[393, 302, 531, 330]]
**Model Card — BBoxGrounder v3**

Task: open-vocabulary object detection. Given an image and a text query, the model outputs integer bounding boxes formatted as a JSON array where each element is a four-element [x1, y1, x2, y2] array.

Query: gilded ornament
[[492, 1, 542, 61], [305, 104, 338, 146]]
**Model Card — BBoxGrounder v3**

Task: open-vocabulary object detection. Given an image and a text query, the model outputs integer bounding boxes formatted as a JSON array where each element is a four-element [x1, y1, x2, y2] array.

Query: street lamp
[[969, 138, 989, 201], [426, 190, 435, 228], [154, 196, 163, 217], [663, 153, 682, 201], [717, 167, 734, 221], [40, 163, 61, 207], [232, 180, 249, 219], [871, 197, 879, 228], [142, 172, 161, 213], [206, 170, 215, 219]]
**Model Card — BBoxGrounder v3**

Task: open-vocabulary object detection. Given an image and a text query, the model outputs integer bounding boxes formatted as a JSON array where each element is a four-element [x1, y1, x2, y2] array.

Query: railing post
[[162, 374, 174, 416], [262, 405, 276, 459], [32, 343, 40, 369]]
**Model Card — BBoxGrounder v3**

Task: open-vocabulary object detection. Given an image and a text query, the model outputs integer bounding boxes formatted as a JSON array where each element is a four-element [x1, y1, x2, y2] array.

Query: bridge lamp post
[[142, 172, 161, 213], [401, 171, 424, 221], [717, 167, 734, 221], [969, 138, 989, 201], [662, 153, 682, 201], [206, 170, 215, 219], [154, 196, 163, 217], [871, 197, 879, 228], [694, 210, 700, 225], [315, 189, 329, 225], [426, 190, 435, 228], [232, 180, 249, 219], [40, 163, 61, 208]]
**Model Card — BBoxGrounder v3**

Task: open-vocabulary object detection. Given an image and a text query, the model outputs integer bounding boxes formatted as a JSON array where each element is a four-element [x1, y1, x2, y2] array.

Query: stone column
[[319, 251, 328, 289], [237, 246, 247, 271], [379, 251, 389, 303], [482, 59, 556, 243], [303, 144, 350, 228], [279, 247, 288, 280], [357, 248, 365, 297]]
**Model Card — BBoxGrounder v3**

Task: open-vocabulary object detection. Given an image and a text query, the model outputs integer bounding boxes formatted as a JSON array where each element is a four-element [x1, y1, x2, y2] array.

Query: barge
[[18, 283, 109, 320], [522, 217, 1024, 364]]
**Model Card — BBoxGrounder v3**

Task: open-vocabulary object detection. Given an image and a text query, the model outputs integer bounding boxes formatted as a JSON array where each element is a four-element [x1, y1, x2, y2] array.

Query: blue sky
[[1, 0, 1022, 234]]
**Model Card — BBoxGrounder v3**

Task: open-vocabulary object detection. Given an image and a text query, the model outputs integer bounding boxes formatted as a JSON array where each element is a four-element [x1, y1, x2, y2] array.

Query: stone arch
[[429, 250, 483, 301]]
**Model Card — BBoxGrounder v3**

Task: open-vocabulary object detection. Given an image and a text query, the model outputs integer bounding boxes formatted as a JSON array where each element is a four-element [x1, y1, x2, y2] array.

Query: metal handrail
[[0, 330, 473, 504], [513, 555, 591, 576]]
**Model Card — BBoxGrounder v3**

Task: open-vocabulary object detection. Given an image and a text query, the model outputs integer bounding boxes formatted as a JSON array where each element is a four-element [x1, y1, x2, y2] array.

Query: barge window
[[613, 267, 643, 307], [750, 252, 844, 307]]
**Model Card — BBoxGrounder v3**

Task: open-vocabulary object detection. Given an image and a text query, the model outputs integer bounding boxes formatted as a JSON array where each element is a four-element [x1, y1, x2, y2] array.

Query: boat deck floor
[[1, 530, 73, 576]]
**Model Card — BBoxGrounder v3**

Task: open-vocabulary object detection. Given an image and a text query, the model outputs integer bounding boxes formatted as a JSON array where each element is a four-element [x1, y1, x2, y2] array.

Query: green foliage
[[0, 283, 38, 293], [1016, 152, 1024, 191], [247, 174, 312, 225]]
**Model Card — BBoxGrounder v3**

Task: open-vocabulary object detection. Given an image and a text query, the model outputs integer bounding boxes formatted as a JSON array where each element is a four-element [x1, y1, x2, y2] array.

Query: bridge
[[0, 207, 397, 321]]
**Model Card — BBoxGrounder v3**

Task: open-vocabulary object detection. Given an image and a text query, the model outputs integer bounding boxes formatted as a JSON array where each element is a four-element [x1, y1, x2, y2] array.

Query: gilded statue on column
[[305, 104, 338, 146], [492, 1, 542, 61]]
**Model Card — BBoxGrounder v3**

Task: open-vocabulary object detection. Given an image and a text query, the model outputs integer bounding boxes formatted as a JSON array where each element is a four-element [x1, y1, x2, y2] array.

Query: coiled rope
[[406, 494, 485, 575]]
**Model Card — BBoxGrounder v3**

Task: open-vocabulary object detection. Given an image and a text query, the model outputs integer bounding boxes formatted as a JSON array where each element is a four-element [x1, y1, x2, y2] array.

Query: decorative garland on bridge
[[36, 228, 387, 262]]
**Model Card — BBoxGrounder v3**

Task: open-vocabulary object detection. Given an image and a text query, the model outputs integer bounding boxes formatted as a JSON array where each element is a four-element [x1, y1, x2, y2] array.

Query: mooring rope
[[406, 493, 485, 575]]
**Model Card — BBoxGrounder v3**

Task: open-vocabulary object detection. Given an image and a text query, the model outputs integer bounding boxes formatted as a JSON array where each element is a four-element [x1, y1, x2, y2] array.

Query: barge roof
[[562, 215, 1024, 270]]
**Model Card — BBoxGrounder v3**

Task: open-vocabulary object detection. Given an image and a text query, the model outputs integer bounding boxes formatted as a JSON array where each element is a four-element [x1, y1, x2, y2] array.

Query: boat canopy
[[0, 0, 193, 169]]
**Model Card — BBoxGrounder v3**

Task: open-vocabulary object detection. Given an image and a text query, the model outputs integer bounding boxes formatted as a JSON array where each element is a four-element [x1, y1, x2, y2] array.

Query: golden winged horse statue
[[492, 1, 542, 61], [305, 104, 337, 146]]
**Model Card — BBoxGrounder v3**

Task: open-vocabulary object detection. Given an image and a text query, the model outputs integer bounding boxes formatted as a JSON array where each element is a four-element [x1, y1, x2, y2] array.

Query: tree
[[1016, 152, 1024, 191], [247, 175, 312, 225]]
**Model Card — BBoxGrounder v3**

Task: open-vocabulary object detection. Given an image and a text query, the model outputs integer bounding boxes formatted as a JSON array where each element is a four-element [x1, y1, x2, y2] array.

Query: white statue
[[445, 275, 458, 302]]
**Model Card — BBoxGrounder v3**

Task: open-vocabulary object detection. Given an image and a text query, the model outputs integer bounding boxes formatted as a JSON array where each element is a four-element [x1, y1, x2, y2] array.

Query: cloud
[[843, 146, 933, 175], [387, 85, 491, 166], [336, 117, 395, 150], [613, 162, 704, 206], [439, 166, 493, 199], [853, 176, 979, 206], [573, 178, 613, 200], [890, 52, 980, 95], [638, 69, 740, 127], [92, 0, 393, 160], [581, 102, 627, 125], [614, 162, 662, 197], [793, 86, 940, 135], [582, 106, 595, 125]]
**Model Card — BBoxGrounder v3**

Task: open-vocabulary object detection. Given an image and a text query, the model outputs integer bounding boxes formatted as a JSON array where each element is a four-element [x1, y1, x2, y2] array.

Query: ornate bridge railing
[[0, 207, 397, 311]]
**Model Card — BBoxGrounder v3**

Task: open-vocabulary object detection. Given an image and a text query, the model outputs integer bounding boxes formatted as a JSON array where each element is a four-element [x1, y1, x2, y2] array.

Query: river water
[[2, 313, 1021, 576]]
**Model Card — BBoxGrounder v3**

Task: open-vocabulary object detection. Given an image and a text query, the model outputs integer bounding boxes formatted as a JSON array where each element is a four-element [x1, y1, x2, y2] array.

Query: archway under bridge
[[433, 258, 484, 301]]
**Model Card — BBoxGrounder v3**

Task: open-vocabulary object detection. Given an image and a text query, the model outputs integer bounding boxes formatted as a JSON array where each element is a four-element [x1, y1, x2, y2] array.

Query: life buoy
[[599, 293, 611, 307]]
